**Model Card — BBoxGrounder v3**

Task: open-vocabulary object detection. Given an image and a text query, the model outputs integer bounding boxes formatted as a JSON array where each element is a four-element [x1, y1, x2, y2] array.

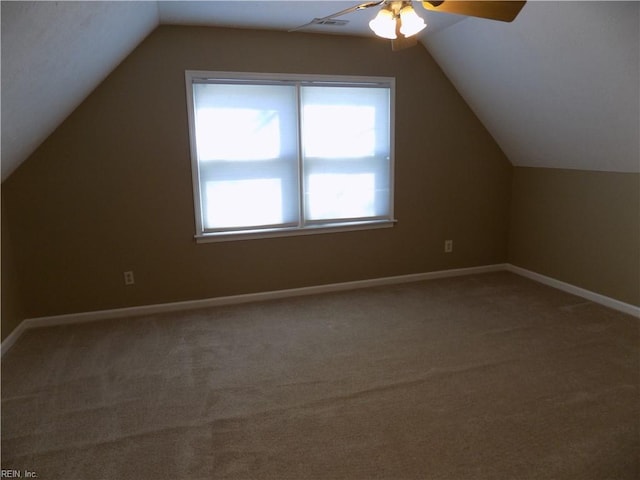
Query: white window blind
[[186, 71, 395, 241], [301, 86, 392, 223]]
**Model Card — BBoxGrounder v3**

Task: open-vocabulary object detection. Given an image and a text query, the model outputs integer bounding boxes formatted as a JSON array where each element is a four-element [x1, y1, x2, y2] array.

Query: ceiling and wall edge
[[1, 1, 160, 181], [2, 1, 639, 181], [422, 1, 639, 173]]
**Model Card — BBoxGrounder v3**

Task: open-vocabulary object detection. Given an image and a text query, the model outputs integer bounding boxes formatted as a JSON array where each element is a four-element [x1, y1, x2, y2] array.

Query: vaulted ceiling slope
[[1, 1, 159, 180], [423, 1, 639, 173], [1, 1, 638, 181]]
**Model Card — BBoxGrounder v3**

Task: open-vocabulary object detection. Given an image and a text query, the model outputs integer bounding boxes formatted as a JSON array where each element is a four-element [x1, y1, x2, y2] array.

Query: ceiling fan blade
[[421, 1, 526, 22], [289, 0, 384, 32]]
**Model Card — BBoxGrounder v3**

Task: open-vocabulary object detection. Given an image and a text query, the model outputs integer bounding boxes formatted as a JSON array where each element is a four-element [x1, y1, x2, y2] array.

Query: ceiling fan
[[291, 1, 526, 51]]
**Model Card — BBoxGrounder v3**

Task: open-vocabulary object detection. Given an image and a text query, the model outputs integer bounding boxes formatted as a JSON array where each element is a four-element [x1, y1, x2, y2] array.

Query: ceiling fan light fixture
[[399, 4, 426, 37], [369, 8, 397, 39]]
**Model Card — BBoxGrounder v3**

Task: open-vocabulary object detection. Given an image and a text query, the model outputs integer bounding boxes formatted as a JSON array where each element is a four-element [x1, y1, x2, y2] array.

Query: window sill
[[195, 219, 397, 243]]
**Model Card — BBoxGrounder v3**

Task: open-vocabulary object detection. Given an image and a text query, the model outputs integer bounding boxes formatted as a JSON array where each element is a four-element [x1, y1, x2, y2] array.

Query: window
[[185, 71, 395, 242]]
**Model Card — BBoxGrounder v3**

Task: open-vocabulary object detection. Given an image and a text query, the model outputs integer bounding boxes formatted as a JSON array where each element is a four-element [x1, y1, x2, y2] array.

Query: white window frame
[[185, 70, 396, 243]]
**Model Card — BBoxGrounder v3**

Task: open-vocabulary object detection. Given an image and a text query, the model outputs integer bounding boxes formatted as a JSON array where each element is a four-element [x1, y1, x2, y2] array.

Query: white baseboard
[[0, 321, 28, 358], [1, 264, 503, 357], [3, 262, 638, 357], [506, 264, 640, 318]]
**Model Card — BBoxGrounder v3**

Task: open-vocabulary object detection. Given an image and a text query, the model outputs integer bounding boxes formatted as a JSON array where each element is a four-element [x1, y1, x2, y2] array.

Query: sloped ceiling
[[1, 1, 159, 180], [1, 1, 638, 181], [423, 1, 639, 173]]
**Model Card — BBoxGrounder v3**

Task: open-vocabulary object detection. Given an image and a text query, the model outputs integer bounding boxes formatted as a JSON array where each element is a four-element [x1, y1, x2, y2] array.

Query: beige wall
[[0, 26, 512, 333], [509, 167, 640, 306], [1, 195, 25, 340]]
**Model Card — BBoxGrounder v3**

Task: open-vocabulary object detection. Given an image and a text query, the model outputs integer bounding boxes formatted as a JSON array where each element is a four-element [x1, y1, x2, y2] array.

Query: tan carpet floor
[[1, 272, 639, 479]]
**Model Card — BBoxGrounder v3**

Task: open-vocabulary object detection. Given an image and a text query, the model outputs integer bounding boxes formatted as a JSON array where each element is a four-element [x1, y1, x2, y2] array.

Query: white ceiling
[[157, 0, 463, 35], [1, 1, 638, 181], [423, 1, 639, 172], [1, 1, 159, 180]]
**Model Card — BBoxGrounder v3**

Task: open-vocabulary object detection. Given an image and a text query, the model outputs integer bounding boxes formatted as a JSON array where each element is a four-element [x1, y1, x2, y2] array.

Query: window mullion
[[295, 82, 305, 228]]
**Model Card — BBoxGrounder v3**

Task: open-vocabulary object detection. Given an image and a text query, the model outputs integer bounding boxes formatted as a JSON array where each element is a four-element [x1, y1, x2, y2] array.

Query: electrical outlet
[[124, 271, 135, 285], [444, 240, 453, 253]]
